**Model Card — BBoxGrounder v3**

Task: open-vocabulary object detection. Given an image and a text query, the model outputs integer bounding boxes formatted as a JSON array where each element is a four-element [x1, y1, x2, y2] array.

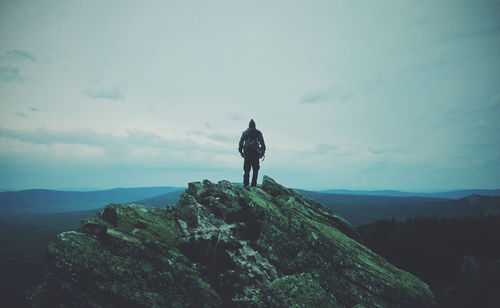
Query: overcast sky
[[1, 0, 499, 191]]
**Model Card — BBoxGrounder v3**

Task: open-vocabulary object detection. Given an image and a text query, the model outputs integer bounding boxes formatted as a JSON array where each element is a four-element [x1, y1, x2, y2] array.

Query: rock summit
[[28, 176, 435, 308]]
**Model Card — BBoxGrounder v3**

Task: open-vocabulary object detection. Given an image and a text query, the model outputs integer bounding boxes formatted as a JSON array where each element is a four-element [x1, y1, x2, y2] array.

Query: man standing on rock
[[238, 119, 266, 187]]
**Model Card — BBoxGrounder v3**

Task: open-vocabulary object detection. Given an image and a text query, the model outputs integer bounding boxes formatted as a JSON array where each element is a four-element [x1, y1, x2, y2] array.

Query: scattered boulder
[[101, 206, 118, 225]]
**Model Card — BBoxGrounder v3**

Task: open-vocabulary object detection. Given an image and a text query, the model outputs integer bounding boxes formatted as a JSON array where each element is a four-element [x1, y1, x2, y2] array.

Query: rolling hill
[[299, 190, 500, 225], [0, 186, 184, 214], [134, 189, 185, 207], [318, 188, 500, 199]]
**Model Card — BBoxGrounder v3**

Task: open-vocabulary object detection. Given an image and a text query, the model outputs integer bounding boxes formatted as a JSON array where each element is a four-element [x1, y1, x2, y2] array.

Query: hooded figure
[[238, 119, 266, 187]]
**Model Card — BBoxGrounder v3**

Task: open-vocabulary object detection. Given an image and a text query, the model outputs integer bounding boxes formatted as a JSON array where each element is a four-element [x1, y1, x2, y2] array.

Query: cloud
[[0, 126, 244, 190], [315, 143, 340, 153], [85, 87, 124, 100], [313, 143, 362, 158], [188, 130, 237, 144], [12, 108, 38, 119], [300, 90, 335, 104], [0, 50, 36, 82], [0, 65, 24, 82], [0, 127, 109, 146], [0, 127, 186, 150], [0, 127, 232, 162], [300, 81, 381, 104], [2, 50, 37, 63], [207, 133, 236, 143], [15, 112, 28, 118]]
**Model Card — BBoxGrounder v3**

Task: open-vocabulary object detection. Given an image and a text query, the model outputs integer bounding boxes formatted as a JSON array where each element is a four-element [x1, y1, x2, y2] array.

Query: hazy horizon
[[1, 182, 499, 194], [1, 1, 499, 191]]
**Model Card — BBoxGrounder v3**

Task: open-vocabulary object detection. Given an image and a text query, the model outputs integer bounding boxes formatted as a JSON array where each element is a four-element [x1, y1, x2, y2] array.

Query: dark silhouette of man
[[239, 119, 266, 187]]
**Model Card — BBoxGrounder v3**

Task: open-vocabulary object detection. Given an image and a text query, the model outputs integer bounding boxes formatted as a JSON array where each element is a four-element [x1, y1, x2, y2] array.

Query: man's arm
[[259, 132, 266, 153], [238, 131, 246, 156]]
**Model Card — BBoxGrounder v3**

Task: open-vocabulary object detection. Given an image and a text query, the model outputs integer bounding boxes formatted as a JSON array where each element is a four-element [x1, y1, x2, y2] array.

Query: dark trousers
[[243, 154, 260, 187]]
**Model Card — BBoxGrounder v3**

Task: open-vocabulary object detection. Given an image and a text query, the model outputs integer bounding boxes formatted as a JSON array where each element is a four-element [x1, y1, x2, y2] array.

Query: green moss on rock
[[255, 273, 339, 307]]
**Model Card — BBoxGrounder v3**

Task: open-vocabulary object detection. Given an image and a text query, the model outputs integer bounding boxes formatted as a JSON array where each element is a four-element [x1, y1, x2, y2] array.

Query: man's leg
[[243, 158, 251, 187], [251, 158, 260, 187]]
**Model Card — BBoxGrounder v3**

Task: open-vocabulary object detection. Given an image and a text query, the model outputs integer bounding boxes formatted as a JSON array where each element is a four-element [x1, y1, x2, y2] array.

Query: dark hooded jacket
[[239, 119, 266, 157]]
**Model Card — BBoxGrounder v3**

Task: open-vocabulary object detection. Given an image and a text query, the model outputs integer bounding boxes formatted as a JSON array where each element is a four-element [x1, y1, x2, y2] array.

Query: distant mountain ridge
[[134, 189, 184, 207], [3, 185, 500, 224], [300, 191, 500, 225], [0, 186, 184, 214], [318, 188, 500, 199]]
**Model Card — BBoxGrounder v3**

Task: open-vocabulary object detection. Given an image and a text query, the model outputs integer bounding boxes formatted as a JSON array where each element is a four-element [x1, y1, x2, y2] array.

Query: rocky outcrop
[[27, 176, 435, 308]]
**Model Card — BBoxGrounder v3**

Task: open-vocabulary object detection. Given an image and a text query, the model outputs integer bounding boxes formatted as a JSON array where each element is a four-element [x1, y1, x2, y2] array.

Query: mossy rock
[[28, 176, 435, 308], [255, 273, 339, 307]]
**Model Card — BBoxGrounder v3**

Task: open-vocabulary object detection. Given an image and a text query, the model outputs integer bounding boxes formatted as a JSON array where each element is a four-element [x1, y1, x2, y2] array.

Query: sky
[[0, 0, 499, 191]]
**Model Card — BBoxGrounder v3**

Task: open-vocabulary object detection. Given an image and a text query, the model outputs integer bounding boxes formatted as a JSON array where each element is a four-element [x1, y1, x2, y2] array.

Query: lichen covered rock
[[27, 176, 435, 308]]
